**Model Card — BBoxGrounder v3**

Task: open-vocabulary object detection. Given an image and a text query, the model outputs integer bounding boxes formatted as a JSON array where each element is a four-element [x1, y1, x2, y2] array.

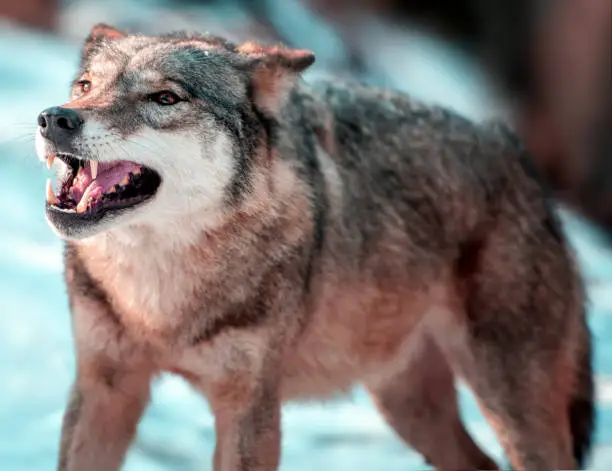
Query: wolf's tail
[[569, 323, 596, 469]]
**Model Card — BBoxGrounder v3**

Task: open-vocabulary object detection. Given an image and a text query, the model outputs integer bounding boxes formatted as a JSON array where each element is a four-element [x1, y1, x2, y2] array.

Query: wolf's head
[[35, 24, 315, 240]]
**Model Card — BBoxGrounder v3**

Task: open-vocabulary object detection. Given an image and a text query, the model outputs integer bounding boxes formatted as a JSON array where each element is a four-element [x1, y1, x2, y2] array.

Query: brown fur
[[50, 26, 594, 471]]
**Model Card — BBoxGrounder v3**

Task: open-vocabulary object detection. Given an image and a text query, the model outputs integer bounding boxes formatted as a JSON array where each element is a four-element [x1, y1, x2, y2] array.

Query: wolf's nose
[[37, 107, 83, 139]]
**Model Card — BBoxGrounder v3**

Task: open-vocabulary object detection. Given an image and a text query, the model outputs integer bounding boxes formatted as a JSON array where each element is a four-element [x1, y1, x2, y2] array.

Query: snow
[[0, 9, 610, 471]]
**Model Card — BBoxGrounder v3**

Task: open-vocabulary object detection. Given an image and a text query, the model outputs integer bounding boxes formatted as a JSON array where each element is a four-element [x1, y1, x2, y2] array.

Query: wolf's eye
[[150, 91, 181, 106], [77, 80, 91, 94]]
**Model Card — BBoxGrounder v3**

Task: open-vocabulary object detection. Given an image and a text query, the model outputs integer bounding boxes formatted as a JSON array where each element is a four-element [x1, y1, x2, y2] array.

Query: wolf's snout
[[37, 107, 83, 140]]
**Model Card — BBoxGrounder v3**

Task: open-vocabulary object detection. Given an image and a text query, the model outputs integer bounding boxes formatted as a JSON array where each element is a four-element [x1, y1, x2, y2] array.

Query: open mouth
[[45, 153, 161, 221]]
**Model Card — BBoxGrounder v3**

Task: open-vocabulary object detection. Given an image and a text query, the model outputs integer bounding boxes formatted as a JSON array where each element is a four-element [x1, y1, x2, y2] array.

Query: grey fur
[[36, 25, 594, 471]]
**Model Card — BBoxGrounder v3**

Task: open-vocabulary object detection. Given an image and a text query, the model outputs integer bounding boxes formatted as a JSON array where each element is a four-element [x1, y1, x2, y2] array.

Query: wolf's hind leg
[[437, 210, 594, 471], [366, 335, 498, 471]]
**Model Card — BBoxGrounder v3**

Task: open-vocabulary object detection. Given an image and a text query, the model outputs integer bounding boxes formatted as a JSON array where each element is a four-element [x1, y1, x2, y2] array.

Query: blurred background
[[0, 0, 610, 469]]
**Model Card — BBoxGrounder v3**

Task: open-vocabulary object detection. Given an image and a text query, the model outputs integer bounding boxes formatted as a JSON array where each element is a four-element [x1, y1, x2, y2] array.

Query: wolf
[[34, 24, 594, 471]]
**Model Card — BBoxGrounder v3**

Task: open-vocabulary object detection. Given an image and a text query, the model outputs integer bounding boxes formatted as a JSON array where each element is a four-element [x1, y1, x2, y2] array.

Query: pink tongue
[[94, 161, 141, 193], [69, 161, 142, 205]]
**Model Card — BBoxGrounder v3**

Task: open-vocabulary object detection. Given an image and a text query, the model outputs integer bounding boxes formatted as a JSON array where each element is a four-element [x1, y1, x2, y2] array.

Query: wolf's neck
[[72, 181, 315, 328]]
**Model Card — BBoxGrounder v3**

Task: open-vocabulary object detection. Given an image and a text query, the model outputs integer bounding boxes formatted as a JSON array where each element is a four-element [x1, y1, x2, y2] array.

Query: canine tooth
[[46, 153, 55, 169], [46, 179, 60, 205], [76, 199, 88, 213], [108, 186, 117, 194], [133, 168, 142, 175], [90, 160, 98, 179], [120, 175, 130, 186]]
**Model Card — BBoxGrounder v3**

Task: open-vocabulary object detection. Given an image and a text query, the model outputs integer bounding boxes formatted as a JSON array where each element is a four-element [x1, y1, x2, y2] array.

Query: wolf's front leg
[[57, 362, 152, 471], [211, 383, 282, 471]]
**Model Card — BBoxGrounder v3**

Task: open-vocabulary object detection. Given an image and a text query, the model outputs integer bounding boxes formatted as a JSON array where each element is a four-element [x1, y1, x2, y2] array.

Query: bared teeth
[[119, 175, 130, 186], [76, 199, 88, 214], [107, 185, 117, 194], [46, 179, 60, 205], [76, 190, 93, 214], [133, 168, 142, 175], [46, 153, 56, 170], [90, 160, 98, 179]]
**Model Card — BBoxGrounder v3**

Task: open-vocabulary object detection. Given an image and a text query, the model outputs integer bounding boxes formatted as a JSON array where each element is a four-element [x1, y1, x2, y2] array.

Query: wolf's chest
[[108, 268, 189, 337], [86, 242, 204, 334], [118, 267, 179, 320]]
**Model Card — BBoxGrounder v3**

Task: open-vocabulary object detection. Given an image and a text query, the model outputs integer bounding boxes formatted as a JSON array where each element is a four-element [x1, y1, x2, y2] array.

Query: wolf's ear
[[237, 42, 315, 114], [83, 23, 126, 56]]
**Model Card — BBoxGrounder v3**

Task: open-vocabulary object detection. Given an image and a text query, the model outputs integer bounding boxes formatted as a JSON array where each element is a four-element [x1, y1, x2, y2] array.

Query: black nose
[[37, 107, 83, 139]]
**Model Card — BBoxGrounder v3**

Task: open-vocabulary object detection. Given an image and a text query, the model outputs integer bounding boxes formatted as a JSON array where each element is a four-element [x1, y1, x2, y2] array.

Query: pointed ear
[[83, 23, 127, 56], [237, 42, 315, 114]]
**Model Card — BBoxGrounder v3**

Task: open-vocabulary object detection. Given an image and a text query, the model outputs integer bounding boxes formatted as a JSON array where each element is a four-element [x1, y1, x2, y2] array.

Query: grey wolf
[[34, 24, 594, 471]]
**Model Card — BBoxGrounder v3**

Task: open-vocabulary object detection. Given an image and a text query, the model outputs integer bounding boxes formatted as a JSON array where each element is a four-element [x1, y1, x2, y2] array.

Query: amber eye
[[150, 91, 181, 106], [77, 80, 91, 94]]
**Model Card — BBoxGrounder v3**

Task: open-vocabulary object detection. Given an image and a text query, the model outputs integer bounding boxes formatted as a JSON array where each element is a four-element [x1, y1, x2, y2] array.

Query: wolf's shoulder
[[297, 79, 522, 163], [304, 80, 518, 147]]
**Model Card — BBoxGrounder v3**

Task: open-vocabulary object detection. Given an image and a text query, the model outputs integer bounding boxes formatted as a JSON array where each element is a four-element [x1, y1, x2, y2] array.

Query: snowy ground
[[1, 10, 611, 471]]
